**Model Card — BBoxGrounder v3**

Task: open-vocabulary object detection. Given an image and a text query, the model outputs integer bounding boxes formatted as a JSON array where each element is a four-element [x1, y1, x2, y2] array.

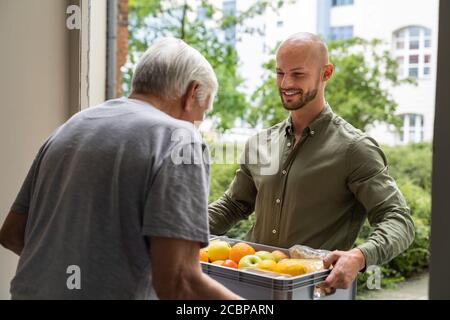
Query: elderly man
[[0, 38, 240, 300], [209, 32, 415, 289]]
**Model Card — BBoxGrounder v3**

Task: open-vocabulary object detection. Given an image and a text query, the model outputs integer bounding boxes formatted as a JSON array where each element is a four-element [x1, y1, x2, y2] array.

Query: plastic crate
[[201, 236, 356, 300]]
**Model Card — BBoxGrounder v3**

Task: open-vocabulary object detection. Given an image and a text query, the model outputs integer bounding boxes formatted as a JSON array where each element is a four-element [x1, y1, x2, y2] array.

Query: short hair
[[132, 37, 218, 109]]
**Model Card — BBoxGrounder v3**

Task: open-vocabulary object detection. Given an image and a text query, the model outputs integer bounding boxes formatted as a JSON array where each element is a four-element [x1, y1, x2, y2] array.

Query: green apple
[[255, 251, 275, 261], [238, 255, 262, 269]]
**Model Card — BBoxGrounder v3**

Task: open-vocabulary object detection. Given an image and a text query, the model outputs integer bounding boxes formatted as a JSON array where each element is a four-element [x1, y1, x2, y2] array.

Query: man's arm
[[150, 236, 241, 299], [348, 136, 415, 267], [0, 211, 27, 256], [208, 164, 257, 235], [323, 136, 414, 289]]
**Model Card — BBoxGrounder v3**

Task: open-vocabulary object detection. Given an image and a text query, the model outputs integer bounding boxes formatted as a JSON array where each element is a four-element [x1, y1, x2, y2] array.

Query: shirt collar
[[284, 103, 333, 137]]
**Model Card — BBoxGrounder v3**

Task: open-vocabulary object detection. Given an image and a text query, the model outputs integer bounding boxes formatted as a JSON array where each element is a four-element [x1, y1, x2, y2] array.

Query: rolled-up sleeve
[[347, 136, 415, 267]]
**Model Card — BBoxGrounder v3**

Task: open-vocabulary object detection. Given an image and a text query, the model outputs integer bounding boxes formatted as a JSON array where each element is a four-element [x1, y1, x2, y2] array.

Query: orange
[[229, 242, 256, 264], [199, 248, 209, 262]]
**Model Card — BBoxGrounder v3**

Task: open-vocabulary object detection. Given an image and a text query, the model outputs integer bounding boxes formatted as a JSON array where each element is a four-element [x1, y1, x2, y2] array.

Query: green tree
[[248, 38, 415, 130], [124, 0, 289, 131]]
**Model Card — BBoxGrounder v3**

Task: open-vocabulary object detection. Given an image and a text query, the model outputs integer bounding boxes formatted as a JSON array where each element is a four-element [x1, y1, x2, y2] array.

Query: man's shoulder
[[326, 114, 384, 162], [327, 114, 368, 144]]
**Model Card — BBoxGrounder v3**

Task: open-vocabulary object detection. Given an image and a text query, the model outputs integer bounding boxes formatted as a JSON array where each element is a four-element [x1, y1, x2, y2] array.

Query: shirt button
[[310, 130, 315, 136], [282, 170, 287, 175], [272, 229, 277, 234], [276, 198, 281, 204], [287, 142, 292, 147]]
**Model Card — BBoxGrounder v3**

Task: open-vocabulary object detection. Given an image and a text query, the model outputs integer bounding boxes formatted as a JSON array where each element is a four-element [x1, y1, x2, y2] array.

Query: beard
[[279, 76, 321, 111]]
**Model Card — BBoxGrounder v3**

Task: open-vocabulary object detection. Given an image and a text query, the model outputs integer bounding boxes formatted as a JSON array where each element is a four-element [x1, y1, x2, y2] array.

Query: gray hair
[[132, 37, 218, 109]]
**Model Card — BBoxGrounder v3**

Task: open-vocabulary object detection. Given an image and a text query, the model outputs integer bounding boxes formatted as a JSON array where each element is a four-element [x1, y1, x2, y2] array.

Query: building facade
[[232, 0, 439, 145]]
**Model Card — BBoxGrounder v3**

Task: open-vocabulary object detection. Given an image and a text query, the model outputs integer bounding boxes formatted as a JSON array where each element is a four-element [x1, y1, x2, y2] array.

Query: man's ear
[[182, 81, 200, 112], [322, 64, 334, 81]]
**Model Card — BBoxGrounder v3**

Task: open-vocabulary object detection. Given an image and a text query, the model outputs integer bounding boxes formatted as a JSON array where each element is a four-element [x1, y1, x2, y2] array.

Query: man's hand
[[321, 248, 366, 289]]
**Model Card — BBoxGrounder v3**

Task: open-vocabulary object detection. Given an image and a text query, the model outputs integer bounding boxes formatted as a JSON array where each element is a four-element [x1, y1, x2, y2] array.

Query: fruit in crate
[[238, 255, 262, 269], [256, 259, 278, 272], [271, 250, 289, 262], [229, 242, 256, 264], [207, 240, 231, 262], [199, 248, 209, 262], [275, 259, 308, 276], [222, 259, 238, 269], [255, 251, 275, 261], [294, 259, 325, 273], [212, 260, 225, 265]]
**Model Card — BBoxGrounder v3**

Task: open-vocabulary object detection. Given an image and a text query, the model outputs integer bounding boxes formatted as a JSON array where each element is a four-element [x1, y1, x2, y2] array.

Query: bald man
[[208, 33, 415, 291]]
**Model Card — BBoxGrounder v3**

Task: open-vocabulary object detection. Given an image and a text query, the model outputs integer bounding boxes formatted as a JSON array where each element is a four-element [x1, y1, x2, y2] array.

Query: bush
[[209, 161, 256, 239], [383, 143, 432, 192], [209, 163, 239, 203], [357, 143, 431, 291]]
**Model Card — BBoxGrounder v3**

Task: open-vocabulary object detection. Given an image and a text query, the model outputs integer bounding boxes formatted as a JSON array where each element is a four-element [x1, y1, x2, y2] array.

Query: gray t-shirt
[[9, 97, 210, 299]]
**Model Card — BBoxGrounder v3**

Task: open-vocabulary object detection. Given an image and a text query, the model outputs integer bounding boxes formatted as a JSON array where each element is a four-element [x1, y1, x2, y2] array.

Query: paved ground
[[357, 272, 429, 300]]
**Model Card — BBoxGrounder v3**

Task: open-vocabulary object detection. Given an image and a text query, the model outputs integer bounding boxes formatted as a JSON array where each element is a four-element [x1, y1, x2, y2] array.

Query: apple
[[222, 259, 238, 269], [238, 255, 262, 269], [255, 251, 275, 261], [271, 250, 289, 262], [208, 240, 231, 262]]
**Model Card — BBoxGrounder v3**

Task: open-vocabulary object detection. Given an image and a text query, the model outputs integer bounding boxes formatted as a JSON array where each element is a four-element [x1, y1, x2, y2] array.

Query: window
[[332, 0, 354, 6], [394, 26, 432, 79], [330, 25, 354, 40], [399, 114, 425, 144]]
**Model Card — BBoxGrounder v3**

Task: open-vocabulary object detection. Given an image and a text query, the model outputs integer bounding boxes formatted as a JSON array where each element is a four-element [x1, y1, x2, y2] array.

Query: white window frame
[[393, 26, 432, 80], [399, 113, 425, 144]]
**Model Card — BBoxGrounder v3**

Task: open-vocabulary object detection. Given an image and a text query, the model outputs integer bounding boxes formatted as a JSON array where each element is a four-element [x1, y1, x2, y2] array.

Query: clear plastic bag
[[288, 244, 330, 260]]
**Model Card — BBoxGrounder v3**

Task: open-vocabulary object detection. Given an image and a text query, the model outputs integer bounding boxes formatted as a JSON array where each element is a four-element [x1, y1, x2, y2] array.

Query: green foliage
[[125, 0, 291, 131], [383, 142, 432, 192], [249, 38, 415, 130], [209, 159, 255, 240], [209, 162, 239, 203], [356, 143, 431, 291]]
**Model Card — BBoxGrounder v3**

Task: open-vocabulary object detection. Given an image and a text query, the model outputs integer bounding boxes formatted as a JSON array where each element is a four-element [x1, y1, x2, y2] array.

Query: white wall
[[329, 0, 439, 144]]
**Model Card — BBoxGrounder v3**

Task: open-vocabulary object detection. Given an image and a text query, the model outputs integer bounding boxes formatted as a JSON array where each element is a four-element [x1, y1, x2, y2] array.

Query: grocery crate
[[201, 236, 356, 300]]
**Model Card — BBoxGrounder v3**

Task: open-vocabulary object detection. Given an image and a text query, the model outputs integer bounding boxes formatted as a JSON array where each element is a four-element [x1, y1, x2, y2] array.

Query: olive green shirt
[[208, 105, 415, 267]]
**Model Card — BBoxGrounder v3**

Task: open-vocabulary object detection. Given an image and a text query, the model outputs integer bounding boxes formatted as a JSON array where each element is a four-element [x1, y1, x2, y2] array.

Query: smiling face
[[276, 38, 330, 111]]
